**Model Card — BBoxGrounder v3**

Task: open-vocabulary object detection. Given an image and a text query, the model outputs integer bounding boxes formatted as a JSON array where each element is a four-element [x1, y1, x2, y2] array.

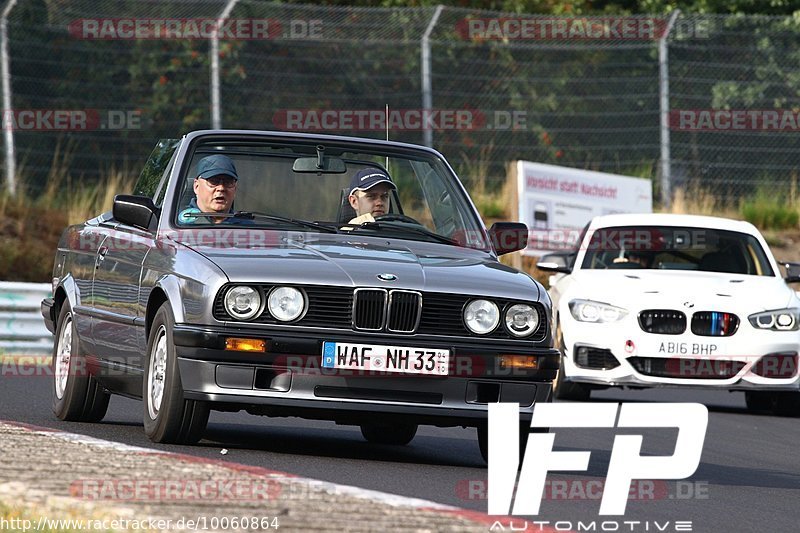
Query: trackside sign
[[488, 402, 708, 515], [516, 161, 652, 255]]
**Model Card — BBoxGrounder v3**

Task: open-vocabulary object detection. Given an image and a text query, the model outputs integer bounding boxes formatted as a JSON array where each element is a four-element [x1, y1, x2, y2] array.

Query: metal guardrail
[[0, 281, 52, 355]]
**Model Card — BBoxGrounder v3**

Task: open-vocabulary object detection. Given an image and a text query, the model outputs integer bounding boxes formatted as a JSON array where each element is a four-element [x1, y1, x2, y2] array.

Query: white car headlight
[[464, 299, 500, 334], [504, 304, 539, 337], [224, 286, 262, 320], [569, 299, 628, 323], [268, 287, 306, 322], [749, 309, 800, 331]]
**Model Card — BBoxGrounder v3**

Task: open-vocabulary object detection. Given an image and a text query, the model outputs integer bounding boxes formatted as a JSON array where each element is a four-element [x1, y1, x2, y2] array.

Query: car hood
[[174, 233, 540, 301], [566, 270, 796, 312]]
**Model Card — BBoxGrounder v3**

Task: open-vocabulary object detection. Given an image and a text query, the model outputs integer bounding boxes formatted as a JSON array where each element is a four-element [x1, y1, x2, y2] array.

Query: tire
[[772, 392, 800, 417], [51, 302, 110, 422], [360, 422, 417, 445], [554, 368, 591, 401], [478, 421, 547, 465], [744, 391, 774, 412], [143, 303, 209, 444]]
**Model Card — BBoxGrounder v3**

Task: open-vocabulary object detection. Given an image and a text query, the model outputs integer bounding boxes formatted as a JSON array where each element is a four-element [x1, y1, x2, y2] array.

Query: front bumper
[[41, 298, 55, 334], [173, 324, 559, 426], [560, 319, 800, 391]]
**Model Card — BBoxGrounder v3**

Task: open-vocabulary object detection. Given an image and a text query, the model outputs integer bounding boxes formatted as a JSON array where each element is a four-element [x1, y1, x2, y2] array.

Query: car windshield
[[172, 138, 490, 250], [580, 225, 775, 276]]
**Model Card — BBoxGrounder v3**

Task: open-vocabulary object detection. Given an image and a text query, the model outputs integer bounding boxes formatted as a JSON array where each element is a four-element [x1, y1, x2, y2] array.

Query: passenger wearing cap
[[179, 155, 247, 224], [347, 168, 396, 225]]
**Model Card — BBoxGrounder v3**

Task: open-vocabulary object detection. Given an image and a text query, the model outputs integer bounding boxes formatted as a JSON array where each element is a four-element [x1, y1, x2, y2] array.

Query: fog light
[[752, 352, 798, 378], [498, 355, 538, 369], [225, 337, 266, 352]]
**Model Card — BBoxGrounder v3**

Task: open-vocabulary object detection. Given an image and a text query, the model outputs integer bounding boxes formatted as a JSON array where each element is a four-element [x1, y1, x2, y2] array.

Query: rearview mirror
[[292, 156, 347, 173], [113, 194, 158, 231]]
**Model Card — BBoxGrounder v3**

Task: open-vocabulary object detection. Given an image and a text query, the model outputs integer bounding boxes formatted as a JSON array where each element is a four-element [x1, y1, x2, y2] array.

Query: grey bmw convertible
[[41, 130, 558, 461]]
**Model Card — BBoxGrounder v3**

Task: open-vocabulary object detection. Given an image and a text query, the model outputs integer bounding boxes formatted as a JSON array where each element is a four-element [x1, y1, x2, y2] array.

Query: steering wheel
[[374, 214, 421, 225], [593, 256, 612, 269]]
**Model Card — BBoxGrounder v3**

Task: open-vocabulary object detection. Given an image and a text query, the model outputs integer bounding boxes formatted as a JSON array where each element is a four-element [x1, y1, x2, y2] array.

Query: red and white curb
[[1, 420, 560, 532]]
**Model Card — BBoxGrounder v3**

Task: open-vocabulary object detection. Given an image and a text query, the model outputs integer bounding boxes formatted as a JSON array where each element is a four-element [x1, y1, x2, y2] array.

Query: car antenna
[[385, 104, 389, 169]]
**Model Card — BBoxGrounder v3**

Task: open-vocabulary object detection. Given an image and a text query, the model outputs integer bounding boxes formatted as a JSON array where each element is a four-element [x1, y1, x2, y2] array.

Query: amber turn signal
[[225, 337, 266, 352], [498, 355, 538, 369]]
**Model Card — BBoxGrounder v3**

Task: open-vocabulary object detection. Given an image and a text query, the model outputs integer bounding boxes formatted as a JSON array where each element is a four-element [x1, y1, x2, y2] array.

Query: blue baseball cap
[[196, 155, 238, 181], [349, 168, 395, 195]]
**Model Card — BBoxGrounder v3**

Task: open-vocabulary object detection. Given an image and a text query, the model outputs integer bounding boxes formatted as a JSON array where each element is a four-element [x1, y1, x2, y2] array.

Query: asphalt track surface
[[2, 369, 798, 532]]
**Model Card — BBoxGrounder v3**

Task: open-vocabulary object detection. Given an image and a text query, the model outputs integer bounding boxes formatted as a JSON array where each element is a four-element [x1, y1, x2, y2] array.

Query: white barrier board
[[516, 161, 653, 255]]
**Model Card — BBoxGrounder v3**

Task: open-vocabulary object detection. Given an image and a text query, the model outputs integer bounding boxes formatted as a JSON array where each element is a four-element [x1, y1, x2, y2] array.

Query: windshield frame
[[164, 132, 491, 251]]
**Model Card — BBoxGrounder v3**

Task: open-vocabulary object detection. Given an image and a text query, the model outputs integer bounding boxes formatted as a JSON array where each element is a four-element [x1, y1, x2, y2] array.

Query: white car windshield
[[173, 139, 490, 251], [580, 225, 774, 276]]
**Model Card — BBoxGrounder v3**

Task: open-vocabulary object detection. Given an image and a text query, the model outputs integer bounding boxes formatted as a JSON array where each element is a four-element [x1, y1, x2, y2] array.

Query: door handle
[[95, 246, 108, 268]]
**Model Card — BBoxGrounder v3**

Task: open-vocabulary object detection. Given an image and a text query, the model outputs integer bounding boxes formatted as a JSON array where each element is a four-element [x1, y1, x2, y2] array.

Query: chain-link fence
[[1, 1, 798, 205]]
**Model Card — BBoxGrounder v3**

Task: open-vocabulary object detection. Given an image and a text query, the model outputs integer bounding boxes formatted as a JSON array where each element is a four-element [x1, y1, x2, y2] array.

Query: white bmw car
[[537, 213, 800, 415]]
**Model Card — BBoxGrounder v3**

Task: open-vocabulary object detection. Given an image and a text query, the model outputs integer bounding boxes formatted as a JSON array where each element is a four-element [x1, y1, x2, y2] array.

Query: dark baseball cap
[[196, 154, 239, 181], [349, 168, 396, 195]]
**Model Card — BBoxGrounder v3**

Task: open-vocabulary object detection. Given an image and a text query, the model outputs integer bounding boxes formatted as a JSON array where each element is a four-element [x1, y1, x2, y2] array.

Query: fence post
[[0, 0, 17, 197], [659, 10, 680, 209], [210, 0, 240, 129], [421, 5, 444, 148]]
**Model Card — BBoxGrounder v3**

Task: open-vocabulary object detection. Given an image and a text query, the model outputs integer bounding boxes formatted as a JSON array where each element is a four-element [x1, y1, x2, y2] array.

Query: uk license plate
[[321, 342, 450, 375], [638, 338, 725, 357]]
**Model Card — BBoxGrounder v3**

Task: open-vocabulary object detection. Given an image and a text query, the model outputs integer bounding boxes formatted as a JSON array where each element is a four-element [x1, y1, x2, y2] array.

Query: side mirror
[[783, 262, 800, 283], [113, 194, 158, 231], [489, 222, 528, 255], [536, 252, 573, 274]]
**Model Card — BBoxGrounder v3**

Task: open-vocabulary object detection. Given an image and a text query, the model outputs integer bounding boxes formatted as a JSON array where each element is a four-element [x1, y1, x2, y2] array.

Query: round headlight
[[268, 287, 305, 322], [755, 314, 775, 329], [600, 306, 622, 322], [578, 303, 600, 322], [224, 286, 262, 320], [505, 304, 539, 337], [464, 299, 500, 334], [776, 313, 795, 329]]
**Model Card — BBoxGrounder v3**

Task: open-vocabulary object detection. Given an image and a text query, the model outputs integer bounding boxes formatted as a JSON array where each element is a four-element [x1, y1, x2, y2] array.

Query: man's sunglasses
[[200, 176, 237, 188]]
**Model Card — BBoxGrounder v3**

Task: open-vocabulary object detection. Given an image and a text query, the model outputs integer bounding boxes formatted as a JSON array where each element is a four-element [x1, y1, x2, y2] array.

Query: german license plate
[[321, 342, 449, 375]]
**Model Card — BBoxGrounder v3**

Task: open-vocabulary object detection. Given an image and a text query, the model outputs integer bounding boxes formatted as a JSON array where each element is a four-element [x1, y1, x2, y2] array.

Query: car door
[[90, 220, 153, 392], [64, 218, 111, 355], [90, 139, 180, 395]]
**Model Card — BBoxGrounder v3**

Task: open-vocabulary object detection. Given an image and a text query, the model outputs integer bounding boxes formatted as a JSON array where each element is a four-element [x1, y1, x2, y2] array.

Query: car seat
[[337, 188, 357, 223], [698, 250, 747, 274]]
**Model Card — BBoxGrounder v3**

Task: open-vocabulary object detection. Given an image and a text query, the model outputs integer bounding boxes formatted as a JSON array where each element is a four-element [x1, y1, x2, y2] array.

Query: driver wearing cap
[[179, 154, 250, 225], [348, 168, 396, 225]]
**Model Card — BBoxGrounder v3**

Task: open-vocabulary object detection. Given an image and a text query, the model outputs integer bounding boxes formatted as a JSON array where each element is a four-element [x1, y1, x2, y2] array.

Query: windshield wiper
[[182, 211, 338, 233], [231, 211, 339, 233], [350, 221, 460, 246]]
